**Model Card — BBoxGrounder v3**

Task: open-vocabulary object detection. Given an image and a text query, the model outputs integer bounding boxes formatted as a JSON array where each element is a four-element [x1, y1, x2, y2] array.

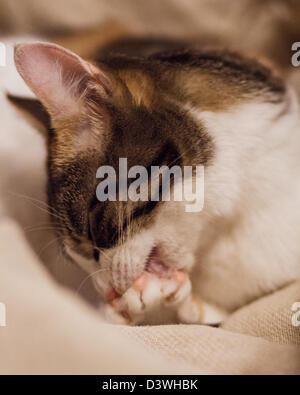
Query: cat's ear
[[14, 42, 111, 120]]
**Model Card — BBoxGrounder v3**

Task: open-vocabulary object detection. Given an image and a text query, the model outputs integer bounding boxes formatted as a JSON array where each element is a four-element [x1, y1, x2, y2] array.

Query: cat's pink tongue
[[107, 247, 181, 300], [145, 246, 175, 279]]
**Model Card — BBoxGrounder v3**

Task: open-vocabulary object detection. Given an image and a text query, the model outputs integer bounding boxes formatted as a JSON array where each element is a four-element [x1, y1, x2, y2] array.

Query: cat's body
[[13, 38, 300, 324], [192, 95, 300, 310]]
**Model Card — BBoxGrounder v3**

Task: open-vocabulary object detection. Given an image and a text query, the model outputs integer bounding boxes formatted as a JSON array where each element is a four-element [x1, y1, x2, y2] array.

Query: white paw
[[100, 271, 198, 325], [97, 271, 228, 326]]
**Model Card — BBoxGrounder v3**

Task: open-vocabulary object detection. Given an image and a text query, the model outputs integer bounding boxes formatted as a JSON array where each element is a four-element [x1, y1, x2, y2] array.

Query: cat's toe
[[103, 270, 194, 325], [134, 275, 162, 310], [177, 295, 202, 324], [162, 271, 191, 306], [121, 274, 163, 322]]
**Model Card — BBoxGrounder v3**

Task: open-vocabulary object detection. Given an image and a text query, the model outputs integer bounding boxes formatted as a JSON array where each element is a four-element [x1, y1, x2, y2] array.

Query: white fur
[[190, 89, 300, 310]]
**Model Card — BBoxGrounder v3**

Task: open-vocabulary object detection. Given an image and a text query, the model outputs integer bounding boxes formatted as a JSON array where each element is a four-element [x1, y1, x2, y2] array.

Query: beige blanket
[[0, 218, 299, 374], [0, 0, 300, 375]]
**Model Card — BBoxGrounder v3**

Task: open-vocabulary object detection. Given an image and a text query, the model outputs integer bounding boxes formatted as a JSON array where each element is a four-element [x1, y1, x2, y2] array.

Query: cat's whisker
[[7, 190, 61, 214], [76, 268, 110, 295], [7, 190, 65, 222], [23, 221, 58, 229], [21, 199, 63, 222], [127, 209, 134, 240], [25, 229, 65, 235], [24, 225, 65, 233], [38, 235, 65, 257], [167, 149, 186, 168], [94, 246, 111, 261], [117, 201, 125, 248], [121, 205, 126, 246], [118, 202, 123, 243]]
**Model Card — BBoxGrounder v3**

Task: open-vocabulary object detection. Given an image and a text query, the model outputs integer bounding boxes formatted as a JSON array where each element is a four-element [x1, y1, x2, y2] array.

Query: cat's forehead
[[49, 46, 286, 169], [100, 106, 184, 170]]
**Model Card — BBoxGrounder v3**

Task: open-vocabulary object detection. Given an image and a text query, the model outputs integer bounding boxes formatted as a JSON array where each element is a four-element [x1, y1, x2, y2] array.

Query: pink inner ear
[[14, 42, 103, 118]]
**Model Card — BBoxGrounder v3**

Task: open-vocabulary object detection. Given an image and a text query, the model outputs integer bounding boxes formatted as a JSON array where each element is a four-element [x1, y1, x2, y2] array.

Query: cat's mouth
[[105, 245, 176, 302], [145, 246, 176, 279], [91, 242, 180, 304]]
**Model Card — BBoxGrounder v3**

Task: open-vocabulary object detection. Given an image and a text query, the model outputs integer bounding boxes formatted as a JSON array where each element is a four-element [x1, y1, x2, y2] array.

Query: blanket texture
[[0, 219, 299, 374]]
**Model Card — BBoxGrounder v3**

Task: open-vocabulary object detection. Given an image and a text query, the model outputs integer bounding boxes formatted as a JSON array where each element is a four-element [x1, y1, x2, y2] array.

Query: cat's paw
[[99, 270, 203, 325]]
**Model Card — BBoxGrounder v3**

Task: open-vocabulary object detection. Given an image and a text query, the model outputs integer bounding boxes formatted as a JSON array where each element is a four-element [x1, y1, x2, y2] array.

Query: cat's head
[[14, 41, 291, 298]]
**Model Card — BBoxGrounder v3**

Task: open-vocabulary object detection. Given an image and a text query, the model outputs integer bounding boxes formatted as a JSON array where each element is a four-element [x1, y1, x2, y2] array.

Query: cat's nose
[[110, 248, 145, 294]]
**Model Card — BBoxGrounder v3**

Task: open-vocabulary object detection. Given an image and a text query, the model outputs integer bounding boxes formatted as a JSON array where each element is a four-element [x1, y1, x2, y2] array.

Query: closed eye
[[131, 199, 159, 221]]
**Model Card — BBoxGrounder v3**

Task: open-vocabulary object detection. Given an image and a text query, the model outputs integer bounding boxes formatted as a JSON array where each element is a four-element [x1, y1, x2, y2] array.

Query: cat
[[13, 38, 300, 325]]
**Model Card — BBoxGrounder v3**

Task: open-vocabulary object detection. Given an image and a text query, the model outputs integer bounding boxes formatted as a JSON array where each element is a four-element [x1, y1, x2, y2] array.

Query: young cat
[[14, 38, 300, 325]]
